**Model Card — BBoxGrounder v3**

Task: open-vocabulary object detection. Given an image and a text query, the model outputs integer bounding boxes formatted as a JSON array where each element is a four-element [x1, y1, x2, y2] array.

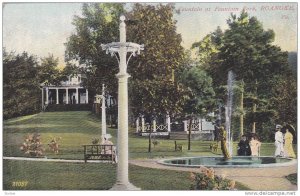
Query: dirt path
[[129, 159, 297, 191]]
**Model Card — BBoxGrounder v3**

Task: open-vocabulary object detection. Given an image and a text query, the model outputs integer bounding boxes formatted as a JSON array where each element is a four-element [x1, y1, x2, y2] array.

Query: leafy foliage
[[191, 26, 223, 69], [127, 3, 187, 117], [190, 167, 236, 190], [179, 66, 215, 116], [38, 54, 68, 86], [3, 50, 41, 119], [268, 75, 297, 125], [20, 133, 44, 157], [192, 11, 296, 139], [65, 3, 124, 97]]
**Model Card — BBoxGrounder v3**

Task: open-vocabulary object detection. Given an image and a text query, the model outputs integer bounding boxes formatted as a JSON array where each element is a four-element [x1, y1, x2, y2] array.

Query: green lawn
[[3, 111, 116, 159], [3, 111, 295, 190], [4, 111, 296, 159], [3, 159, 250, 190]]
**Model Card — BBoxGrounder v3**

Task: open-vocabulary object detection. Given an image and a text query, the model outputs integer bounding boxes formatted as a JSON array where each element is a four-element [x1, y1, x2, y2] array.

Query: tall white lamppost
[[101, 84, 107, 138], [101, 15, 144, 190]]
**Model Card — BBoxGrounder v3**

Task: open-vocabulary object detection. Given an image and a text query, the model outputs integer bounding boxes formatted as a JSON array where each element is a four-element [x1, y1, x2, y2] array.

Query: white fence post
[[183, 120, 188, 132], [141, 116, 145, 132], [198, 118, 202, 131], [136, 118, 139, 133], [153, 119, 157, 132], [166, 114, 171, 132]]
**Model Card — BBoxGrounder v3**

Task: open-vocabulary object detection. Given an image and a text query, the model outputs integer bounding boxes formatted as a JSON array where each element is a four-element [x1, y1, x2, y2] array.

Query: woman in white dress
[[274, 125, 284, 157], [249, 135, 261, 156]]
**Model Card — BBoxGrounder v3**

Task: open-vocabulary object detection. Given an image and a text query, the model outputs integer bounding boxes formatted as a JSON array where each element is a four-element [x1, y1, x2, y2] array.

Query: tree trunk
[[148, 130, 152, 153], [240, 81, 244, 137], [252, 103, 257, 133], [252, 79, 258, 134], [188, 118, 192, 150]]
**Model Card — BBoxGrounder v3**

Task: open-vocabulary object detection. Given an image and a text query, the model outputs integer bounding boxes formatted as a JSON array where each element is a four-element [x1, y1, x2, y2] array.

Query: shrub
[[190, 167, 236, 190], [48, 137, 62, 154], [152, 140, 160, 148], [20, 133, 44, 157], [91, 138, 100, 144]]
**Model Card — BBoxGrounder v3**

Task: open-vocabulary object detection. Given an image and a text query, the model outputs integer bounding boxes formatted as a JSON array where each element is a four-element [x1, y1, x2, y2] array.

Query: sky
[[2, 2, 298, 67]]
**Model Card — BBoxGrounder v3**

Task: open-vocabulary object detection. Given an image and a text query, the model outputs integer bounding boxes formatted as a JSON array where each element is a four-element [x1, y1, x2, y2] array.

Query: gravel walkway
[[129, 158, 298, 191]]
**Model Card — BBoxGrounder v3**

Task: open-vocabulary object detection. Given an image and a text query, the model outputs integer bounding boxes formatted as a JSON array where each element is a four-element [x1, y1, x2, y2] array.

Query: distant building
[[40, 74, 89, 109]]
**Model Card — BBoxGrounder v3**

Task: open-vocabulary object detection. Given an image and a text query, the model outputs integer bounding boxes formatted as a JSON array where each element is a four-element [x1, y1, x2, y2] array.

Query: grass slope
[[3, 111, 295, 190], [4, 111, 297, 159]]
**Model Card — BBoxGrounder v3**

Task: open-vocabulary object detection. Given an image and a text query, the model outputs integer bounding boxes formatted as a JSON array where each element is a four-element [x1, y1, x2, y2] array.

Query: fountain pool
[[158, 156, 296, 168]]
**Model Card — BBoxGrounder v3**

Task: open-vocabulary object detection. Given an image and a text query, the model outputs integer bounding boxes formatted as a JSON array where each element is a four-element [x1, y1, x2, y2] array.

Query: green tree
[[191, 26, 223, 69], [65, 3, 124, 97], [127, 3, 187, 117], [220, 11, 292, 133], [192, 11, 294, 138], [269, 75, 297, 125], [179, 65, 216, 150], [38, 54, 64, 86], [3, 50, 41, 119], [180, 66, 215, 116]]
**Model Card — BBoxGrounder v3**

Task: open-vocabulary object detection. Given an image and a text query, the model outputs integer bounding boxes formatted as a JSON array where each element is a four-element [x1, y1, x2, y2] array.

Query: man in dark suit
[[237, 135, 251, 156]]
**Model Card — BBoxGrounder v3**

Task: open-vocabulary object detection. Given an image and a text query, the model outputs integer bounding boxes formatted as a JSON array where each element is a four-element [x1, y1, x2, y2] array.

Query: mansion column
[[76, 88, 79, 104], [56, 88, 59, 104], [66, 88, 69, 104], [41, 88, 44, 110], [46, 87, 49, 105], [86, 89, 89, 104]]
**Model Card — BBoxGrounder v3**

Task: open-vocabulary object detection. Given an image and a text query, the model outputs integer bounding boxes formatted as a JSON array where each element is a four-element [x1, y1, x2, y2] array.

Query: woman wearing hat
[[283, 125, 296, 158], [274, 125, 284, 157]]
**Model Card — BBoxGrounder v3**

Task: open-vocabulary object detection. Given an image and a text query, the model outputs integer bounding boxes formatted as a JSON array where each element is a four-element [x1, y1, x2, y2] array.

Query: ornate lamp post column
[[101, 15, 144, 190], [101, 84, 107, 137]]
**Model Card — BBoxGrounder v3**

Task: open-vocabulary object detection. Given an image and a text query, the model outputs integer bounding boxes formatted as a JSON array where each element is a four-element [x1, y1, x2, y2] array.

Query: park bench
[[83, 144, 116, 163]]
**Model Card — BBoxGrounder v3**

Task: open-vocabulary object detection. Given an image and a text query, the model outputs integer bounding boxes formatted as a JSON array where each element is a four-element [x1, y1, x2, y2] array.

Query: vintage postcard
[[2, 1, 298, 194]]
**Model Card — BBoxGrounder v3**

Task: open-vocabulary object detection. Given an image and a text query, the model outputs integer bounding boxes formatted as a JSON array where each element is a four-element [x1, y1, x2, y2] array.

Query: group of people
[[237, 134, 261, 156], [274, 124, 296, 158], [237, 124, 296, 158]]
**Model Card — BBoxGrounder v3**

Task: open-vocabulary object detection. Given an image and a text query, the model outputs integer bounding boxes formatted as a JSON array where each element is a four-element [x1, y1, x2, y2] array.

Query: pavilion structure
[[41, 74, 89, 109]]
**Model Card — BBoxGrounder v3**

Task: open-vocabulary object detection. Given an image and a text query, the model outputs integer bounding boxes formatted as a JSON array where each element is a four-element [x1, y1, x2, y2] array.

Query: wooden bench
[[83, 144, 116, 163]]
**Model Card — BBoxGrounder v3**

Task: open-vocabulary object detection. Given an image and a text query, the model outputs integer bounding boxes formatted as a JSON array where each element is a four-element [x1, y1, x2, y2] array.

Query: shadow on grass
[[286, 173, 297, 185]]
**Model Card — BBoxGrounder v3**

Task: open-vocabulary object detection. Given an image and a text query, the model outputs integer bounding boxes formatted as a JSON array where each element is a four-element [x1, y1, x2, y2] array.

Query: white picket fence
[[136, 115, 171, 133], [136, 115, 214, 133]]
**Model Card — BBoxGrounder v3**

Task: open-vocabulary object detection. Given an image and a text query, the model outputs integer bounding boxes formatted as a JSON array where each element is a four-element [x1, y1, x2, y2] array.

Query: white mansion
[[41, 74, 89, 107]]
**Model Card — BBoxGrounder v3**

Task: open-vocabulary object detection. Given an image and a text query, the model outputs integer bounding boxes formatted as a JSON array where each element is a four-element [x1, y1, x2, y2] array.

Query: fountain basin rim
[[157, 156, 297, 168]]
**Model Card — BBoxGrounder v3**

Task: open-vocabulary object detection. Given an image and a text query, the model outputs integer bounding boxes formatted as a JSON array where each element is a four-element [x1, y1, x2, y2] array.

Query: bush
[[190, 167, 236, 190], [48, 137, 62, 154], [20, 133, 44, 157], [91, 138, 100, 144]]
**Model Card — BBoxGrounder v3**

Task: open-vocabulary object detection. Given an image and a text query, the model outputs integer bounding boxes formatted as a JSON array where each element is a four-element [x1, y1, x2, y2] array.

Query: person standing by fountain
[[249, 135, 261, 156], [274, 124, 284, 157], [283, 126, 296, 158], [237, 135, 251, 156]]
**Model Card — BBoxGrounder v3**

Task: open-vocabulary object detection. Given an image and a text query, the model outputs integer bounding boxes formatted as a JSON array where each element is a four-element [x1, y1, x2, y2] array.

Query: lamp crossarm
[[101, 43, 144, 66]]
